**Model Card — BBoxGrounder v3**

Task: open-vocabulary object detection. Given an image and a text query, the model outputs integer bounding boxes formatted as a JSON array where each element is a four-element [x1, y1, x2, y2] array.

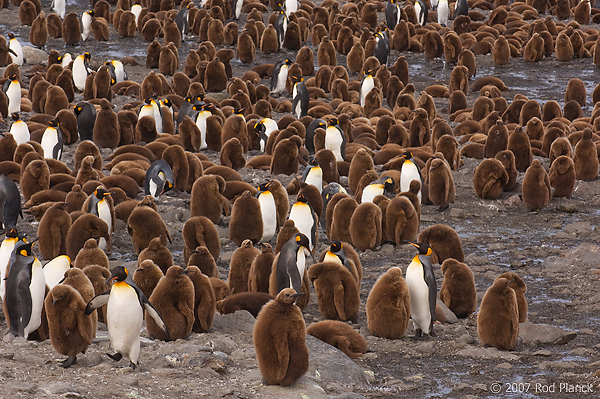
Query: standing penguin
[[4, 74, 21, 114], [0, 174, 22, 231], [256, 188, 278, 243], [437, 0, 449, 27], [0, 229, 21, 301], [86, 187, 115, 250], [192, 103, 214, 150], [9, 113, 30, 145], [366, 267, 410, 339], [74, 102, 96, 142], [105, 60, 127, 84], [175, 3, 190, 42], [360, 69, 375, 108], [253, 288, 308, 386], [386, 0, 402, 30], [232, 0, 243, 20], [7, 33, 25, 66], [274, 10, 288, 50], [477, 277, 519, 350], [399, 152, 423, 203], [270, 233, 311, 301], [254, 118, 279, 152], [405, 242, 436, 338], [40, 120, 63, 160], [42, 255, 71, 290], [291, 76, 309, 119], [145, 159, 175, 199], [374, 30, 389, 66], [455, 0, 469, 17], [288, 194, 318, 253], [85, 266, 169, 369], [361, 176, 395, 204], [52, 0, 66, 19], [270, 59, 293, 95], [73, 52, 92, 92], [5, 238, 46, 339], [325, 117, 346, 162], [302, 158, 323, 194], [415, 0, 429, 26], [81, 10, 93, 41]]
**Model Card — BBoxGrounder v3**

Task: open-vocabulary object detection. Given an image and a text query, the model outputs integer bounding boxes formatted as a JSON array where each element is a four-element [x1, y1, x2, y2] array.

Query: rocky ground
[[1, 1, 600, 398]]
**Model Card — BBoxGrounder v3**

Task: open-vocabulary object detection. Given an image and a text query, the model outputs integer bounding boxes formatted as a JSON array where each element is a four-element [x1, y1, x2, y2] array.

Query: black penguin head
[[162, 98, 173, 108], [144, 96, 153, 105], [296, 193, 308, 204], [258, 181, 271, 191], [8, 33, 15, 40], [203, 103, 215, 112], [293, 233, 310, 249], [88, 10, 94, 16], [290, 75, 301, 83], [197, 93, 205, 102], [84, 52, 91, 61], [402, 151, 413, 160], [308, 158, 318, 166], [284, 59, 293, 66], [106, 265, 128, 284], [14, 237, 40, 257], [383, 177, 395, 191], [233, 107, 245, 115], [6, 228, 19, 238], [94, 187, 112, 199], [327, 117, 339, 126], [330, 240, 342, 252], [11, 112, 20, 121], [254, 120, 266, 133], [9, 74, 18, 82], [48, 120, 59, 128], [185, 95, 193, 103], [410, 242, 432, 256]]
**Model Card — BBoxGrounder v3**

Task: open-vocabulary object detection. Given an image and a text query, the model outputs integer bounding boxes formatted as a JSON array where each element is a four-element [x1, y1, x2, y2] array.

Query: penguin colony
[[0, 0, 597, 389]]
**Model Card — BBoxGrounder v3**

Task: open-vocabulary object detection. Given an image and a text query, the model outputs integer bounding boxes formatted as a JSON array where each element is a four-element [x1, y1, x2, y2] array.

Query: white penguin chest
[[295, 249, 306, 285], [0, 239, 16, 300], [195, 114, 209, 149], [10, 121, 29, 146], [235, 0, 242, 18], [273, 66, 288, 93], [305, 168, 323, 193], [107, 284, 144, 349], [406, 260, 432, 328], [6, 82, 20, 113], [289, 205, 314, 249], [41, 128, 60, 160], [258, 192, 277, 241], [73, 59, 88, 91], [25, 261, 46, 337], [9, 40, 23, 65], [400, 161, 422, 201], [361, 183, 384, 204], [325, 127, 344, 161], [97, 199, 113, 234], [42, 257, 70, 290], [360, 77, 374, 107]]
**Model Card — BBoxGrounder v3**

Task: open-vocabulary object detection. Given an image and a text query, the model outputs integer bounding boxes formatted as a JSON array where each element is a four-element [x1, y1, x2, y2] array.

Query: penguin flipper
[[333, 281, 347, 321], [143, 298, 170, 340], [423, 265, 437, 323], [85, 290, 110, 314], [272, 332, 290, 381]]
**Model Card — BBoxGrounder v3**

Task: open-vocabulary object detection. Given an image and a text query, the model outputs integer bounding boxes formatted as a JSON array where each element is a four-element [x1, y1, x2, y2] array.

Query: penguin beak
[[290, 292, 304, 299], [409, 242, 419, 249], [29, 237, 40, 246], [105, 276, 118, 285]]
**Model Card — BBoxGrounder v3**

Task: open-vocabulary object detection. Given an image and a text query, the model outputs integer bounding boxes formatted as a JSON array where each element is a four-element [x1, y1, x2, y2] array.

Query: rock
[[519, 322, 577, 345], [542, 256, 565, 272], [257, 375, 327, 399], [38, 383, 78, 395], [538, 361, 580, 370], [564, 222, 592, 235], [557, 204, 579, 213], [458, 334, 476, 344], [504, 194, 522, 206], [569, 347, 595, 356], [22, 46, 48, 64], [457, 346, 520, 361], [533, 350, 552, 356], [496, 362, 512, 369], [450, 208, 468, 218], [212, 310, 256, 333], [436, 299, 458, 324], [306, 335, 369, 388], [416, 341, 436, 354]]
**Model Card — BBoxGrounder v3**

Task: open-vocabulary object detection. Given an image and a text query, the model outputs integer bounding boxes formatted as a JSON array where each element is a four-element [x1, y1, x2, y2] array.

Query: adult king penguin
[[73, 52, 93, 92], [291, 75, 309, 119], [81, 10, 93, 41], [386, 0, 402, 30], [405, 242, 436, 338], [106, 60, 127, 84], [415, 0, 429, 26], [361, 176, 395, 203], [88, 188, 114, 250], [41, 120, 63, 160], [288, 194, 318, 252], [284, 0, 299, 17], [256, 187, 278, 243], [270, 58, 293, 95], [302, 158, 323, 194], [232, 0, 243, 20], [86, 266, 169, 369], [305, 118, 326, 155], [9, 113, 30, 146], [254, 118, 279, 152], [325, 117, 346, 162], [192, 103, 215, 149], [274, 233, 311, 295], [5, 237, 45, 339], [0, 175, 22, 231], [51, 0, 66, 19], [437, 0, 449, 27], [374, 29, 389, 66], [455, 0, 469, 17], [4, 74, 21, 114], [275, 10, 288, 50], [175, 3, 190, 41], [7, 33, 25, 66], [0, 229, 21, 302], [74, 102, 96, 142], [145, 159, 175, 199], [399, 152, 423, 202], [360, 69, 375, 108]]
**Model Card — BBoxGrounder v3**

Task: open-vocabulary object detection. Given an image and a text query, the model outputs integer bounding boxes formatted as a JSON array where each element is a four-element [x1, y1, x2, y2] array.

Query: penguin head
[[258, 180, 271, 191], [6, 228, 19, 238], [293, 233, 310, 249], [144, 96, 153, 105], [401, 151, 413, 160], [8, 33, 15, 40], [326, 117, 339, 126], [296, 193, 308, 204], [15, 237, 40, 258], [284, 58, 293, 66], [106, 265, 128, 285], [254, 119, 266, 133], [187, 2, 192, 8], [410, 242, 432, 256], [203, 103, 216, 113], [11, 112, 20, 121], [330, 240, 342, 253], [196, 93, 206, 102], [276, 288, 304, 304], [308, 157, 318, 167], [382, 177, 395, 191], [290, 75, 302, 84], [94, 187, 113, 199], [9, 74, 18, 82], [84, 52, 91, 61], [162, 98, 173, 108], [87, 10, 94, 16], [233, 107, 245, 115], [185, 95, 194, 103], [48, 120, 59, 128]]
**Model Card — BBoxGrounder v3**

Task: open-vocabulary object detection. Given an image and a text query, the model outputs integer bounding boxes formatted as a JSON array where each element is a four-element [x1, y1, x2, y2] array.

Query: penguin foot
[[129, 361, 137, 370], [429, 329, 436, 337], [106, 352, 123, 361], [414, 328, 423, 339], [59, 356, 77, 368], [437, 205, 449, 212]]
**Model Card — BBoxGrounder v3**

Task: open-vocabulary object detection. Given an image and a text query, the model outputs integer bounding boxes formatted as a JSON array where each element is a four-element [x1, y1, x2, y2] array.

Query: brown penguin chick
[[127, 204, 172, 254], [80, 265, 110, 324], [296, 46, 315, 76], [62, 13, 81, 46], [216, 292, 274, 318], [573, 128, 599, 181], [133, 259, 164, 300], [522, 159, 552, 211], [348, 148, 375, 195], [549, 155, 575, 198], [315, 149, 339, 184], [496, 272, 528, 323], [159, 45, 178, 76], [228, 239, 260, 295], [29, 11, 48, 48], [60, 267, 97, 332], [494, 151, 517, 192], [427, 158, 455, 211], [253, 288, 309, 386], [181, 265, 216, 333], [549, 137, 572, 165], [45, 285, 93, 368], [565, 78, 586, 107], [473, 158, 508, 199], [229, 191, 263, 246], [37, 201, 71, 260], [306, 320, 367, 359], [65, 214, 110, 261], [75, 155, 103, 187], [349, 202, 382, 252], [92, 66, 112, 101], [423, 30, 443, 60], [449, 90, 467, 115], [248, 242, 274, 293], [21, 159, 50, 201], [270, 136, 301, 175], [477, 277, 519, 350], [523, 33, 544, 62], [161, 144, 189, 192], [93, 99, 120, 148], [146, 265, 194, 341], [409, 108, 431, 147], [417, 224, 464, 264], [220, 137, 246, 170], [366, 267, 410, 339], [19, 0, 38, 26], [435, 135, 461, 171], [146, 40, 162, 69], [260, 24, 278, 54], [317, 36, 337, 67], [507, 127, 532, 172], [308, 261, 360, 322], [484, 120, 508, 158], [135, 115, 157, 143], [182, 216, 221, 263], [190, 174, 231, 224], [186, 246, 218, 278], [209, 277, 230, 301], [443, 32, 463, 64], [555, 32, 574, 62], [574, 0, 591, 24], [563, 100, 582, 121], [204, 57, 228, 92], [91, 17, 110, 41], [385, 195, 419, 245], [237, 32, 255, 64], [330, 196, 357, 244], [439, 259, 477, 318], [163, 16, 181, 47], [138, 236, 173, 274], [74, 238, 109, 269], [492, 36, 510, 65]]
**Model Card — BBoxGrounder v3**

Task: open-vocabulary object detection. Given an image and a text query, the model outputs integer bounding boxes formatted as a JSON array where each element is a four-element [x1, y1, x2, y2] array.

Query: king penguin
[[0, 229, 21, 302], [145, 159, 175, 199], [74, 102, 96, 142], [284, 0, 298, 17], [305, 118, 326, 155], [4, 74, 21, 114], [437, 0, 449, 27], [256, 188, 278, 242], [73, 52, 93, 92], [0, 175, 22, 231], [52, 0, 66, 19], [270, 58, 293, 95], [254, 117, 279, 152], [325, 117, 346, 162], [81, 10, 94, 41], [5, 237, 46, 339], [405, 242, 436, 338], [274, 233, 310, 295], [455, 0, 469, 17], [361, 176, 395, 204], [192, 103, 215, 150], [131, 1, 142, 27], [374, 29, 389, 66], [175, 3, 190, 41], [321, 182, 347, 225], [232, 0, 243, 20], [85, 265, 169, 369], [41, 120, 63, 161], [415, 0, 429, 26], [274, 10, 288, 50], [302, 158, 323, 194], [9, 113, 30, 146], [385, 0, 401, 30], [43, 255, 71, 290], [399, 152, 423, 203], [60, 53, 73, 68], [176, 95, 201, 131], [360, 69, 375, 108], [149, 95, 163, 134], [288, 194, 318, 253], [291, 76, 309, 119], [106, 60, 127, 84], [87, 187, 114, 250], [7, 33, 25, 66]]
